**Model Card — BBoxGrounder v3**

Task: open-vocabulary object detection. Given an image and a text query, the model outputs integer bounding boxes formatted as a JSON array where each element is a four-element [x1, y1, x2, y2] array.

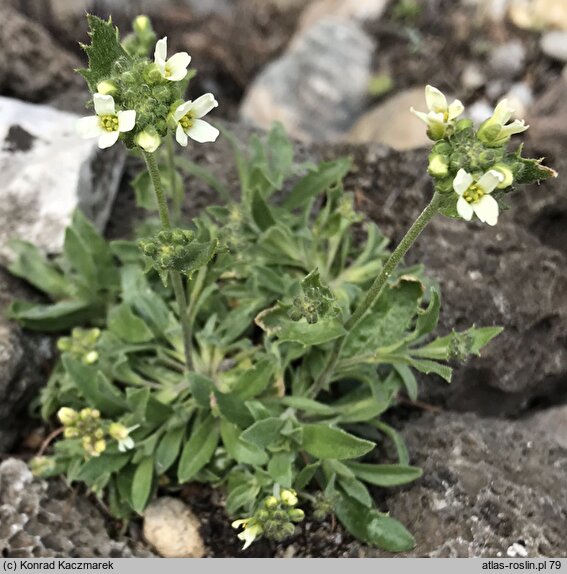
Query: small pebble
[[489, 41, 526, 79], [541, 31, 567, 63]]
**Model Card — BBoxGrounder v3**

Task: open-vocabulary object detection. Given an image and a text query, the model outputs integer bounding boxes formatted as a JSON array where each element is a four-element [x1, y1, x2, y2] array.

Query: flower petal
[[76, 116, 103, 139], [410, 108, 429, 125], [166, 52, 191, 80], [176, 124, 189, 147], [191, 93, 218, 118], [93, 94, 115, 116], [448, 99, 464, 120], [174, 101, 193, 122], [97, 130, 120, 149], [187, 119, 219, 143], [504, 119, 529, 136], [453, 169, 473, 195], [474, 194, 499, 226], [425, 85, 447, 113], [154, 37, 167, 64], [492, 99, 513, 124], [117, 110, 136, 132], [457, 197, 474, 221], [477, 170, 504, 194]]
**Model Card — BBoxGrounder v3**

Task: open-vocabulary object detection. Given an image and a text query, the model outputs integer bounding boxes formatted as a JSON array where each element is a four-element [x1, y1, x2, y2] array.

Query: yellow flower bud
[[108, 422, 129, 441], [64, 427, 79, 439], [134, 15, 151, 33], [491, 163, 514, 188], [135, 130, 162, 153], [57, 407, 78, 426], [280, 489, 298, 506], [264, 496, 278, 509], [96, 80, 118, 96], [428, 154, 449, 178], [94, 439, 106, 454]]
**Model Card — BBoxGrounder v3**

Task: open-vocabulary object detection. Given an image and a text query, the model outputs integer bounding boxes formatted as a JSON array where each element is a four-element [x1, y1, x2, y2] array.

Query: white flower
[[173, 94, 219, 146], [108, 423, 138, 452], [232, 518, 263, 550], [76, 94, 136, 149], [154, 37, 191, 82], [478, 99, 529, 146], [411, 85, 464, 140], [453, 168, 504, 226]]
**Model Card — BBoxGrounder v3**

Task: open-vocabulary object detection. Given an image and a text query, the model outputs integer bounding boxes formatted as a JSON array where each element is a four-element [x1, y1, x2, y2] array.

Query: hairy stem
[[166, 134, 182, 223], [143, 151, 192, 370], [308, 191, 443, 398]]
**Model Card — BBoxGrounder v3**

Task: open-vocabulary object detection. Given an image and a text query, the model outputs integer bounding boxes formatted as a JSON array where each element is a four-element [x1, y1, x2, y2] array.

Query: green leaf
[[220, 420, 268, 466], [8, 240, 70, 299], [131, 456, 154, 514], [78, 15, 130, 92], [126, 388, 150, 420], [284, 158, 351, 210], [280, 396, 336, 416], [214, 390, 254, 428], [180, 240, 218, 278], [156, 425, 186, 473], [226, 483, 260, 516], [8, 300, 100, 332], [338, 476, 373, 508], [373, 421, 409, 466], [178, 415, 219, 482], [77, 453, 131, 484], [231, 358, 275, 400], [405, 357, 453, 383], [343, 278, 423, 357], [346, 462, 422, 487], [511, 147, 558, 185], [251, 188, 276, 231], [394, 364, 418, 401], [189, 373, 215, 409], [62, 356, 127, 417], [335, 495, 415, 552], [301, 424, 375, 460], [255, 304, 346, 346], [414, 288, 440, 339], [240, 418, 285, 449], [108, 304, 154, 343], [294, 462, 320, 489], [268, 452, 294, 488]]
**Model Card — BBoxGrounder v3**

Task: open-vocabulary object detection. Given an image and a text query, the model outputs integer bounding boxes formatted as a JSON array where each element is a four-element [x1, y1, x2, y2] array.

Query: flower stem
[[308, 191, 443, 398], [166, 134, 182, 223], [143, 151, 192, 370]]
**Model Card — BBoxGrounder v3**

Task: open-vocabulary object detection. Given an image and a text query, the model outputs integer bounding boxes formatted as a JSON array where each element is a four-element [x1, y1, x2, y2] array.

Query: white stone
[[299, 0, 389, 32], [348, 87, 432, 151], [541, 30, 567, 63], [143, 497, 206, 558], [0, 97, 125, 265]]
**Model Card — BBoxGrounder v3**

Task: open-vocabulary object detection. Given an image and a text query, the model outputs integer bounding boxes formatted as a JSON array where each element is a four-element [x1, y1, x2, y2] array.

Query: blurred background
[[2, 0, 567, 150]]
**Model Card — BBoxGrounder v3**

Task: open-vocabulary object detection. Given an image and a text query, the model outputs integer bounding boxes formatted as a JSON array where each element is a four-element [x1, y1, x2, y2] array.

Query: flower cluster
[[57, 327, 101, 365], [412, 85, 554, 226], [77, 17, 218, 152], [139, 229, 196, 277], [232, 489, 305, 550], [57, 407, 136, 457]]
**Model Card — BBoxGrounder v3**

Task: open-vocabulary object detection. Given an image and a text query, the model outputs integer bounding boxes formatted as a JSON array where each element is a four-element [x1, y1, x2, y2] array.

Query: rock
[[540, 30, 567, 62], [348, 88, 433, 151], [488, 40, 526, 80], [527, 405, 567, 449], [0, 4, 81, 102], [0, 268, 53, 452], [143, 497, 206, 558], [466, 99, 494, 125], [374, 412, 567, 557], [0, 97, 125, 265], [461, 64, 486, 91], [240, 20, 374, 141], [509, 0, 567, 31], [298, 0, 389, 31], [502, 82, 534, 118], [0, 458, 153, 557]]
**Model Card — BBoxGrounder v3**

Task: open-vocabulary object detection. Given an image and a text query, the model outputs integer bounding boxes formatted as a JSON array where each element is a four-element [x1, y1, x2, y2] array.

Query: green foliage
[[15, 125, 501, 552]]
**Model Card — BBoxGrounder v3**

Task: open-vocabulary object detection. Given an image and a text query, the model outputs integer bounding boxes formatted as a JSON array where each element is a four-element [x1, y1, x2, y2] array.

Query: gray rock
[[374, 412, 567, 557], [298, 0, 389, 32], [0, 268, 53, 452], [240, 20, 374, 141], [0, 458, 153, 557], [0, 97, 125, 265], [488, 40, 526, 80], [541, 31, 567, 63], [527, 405, 567, 449], [461, 63, 486, 91], [0, 4, 81, 102]]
